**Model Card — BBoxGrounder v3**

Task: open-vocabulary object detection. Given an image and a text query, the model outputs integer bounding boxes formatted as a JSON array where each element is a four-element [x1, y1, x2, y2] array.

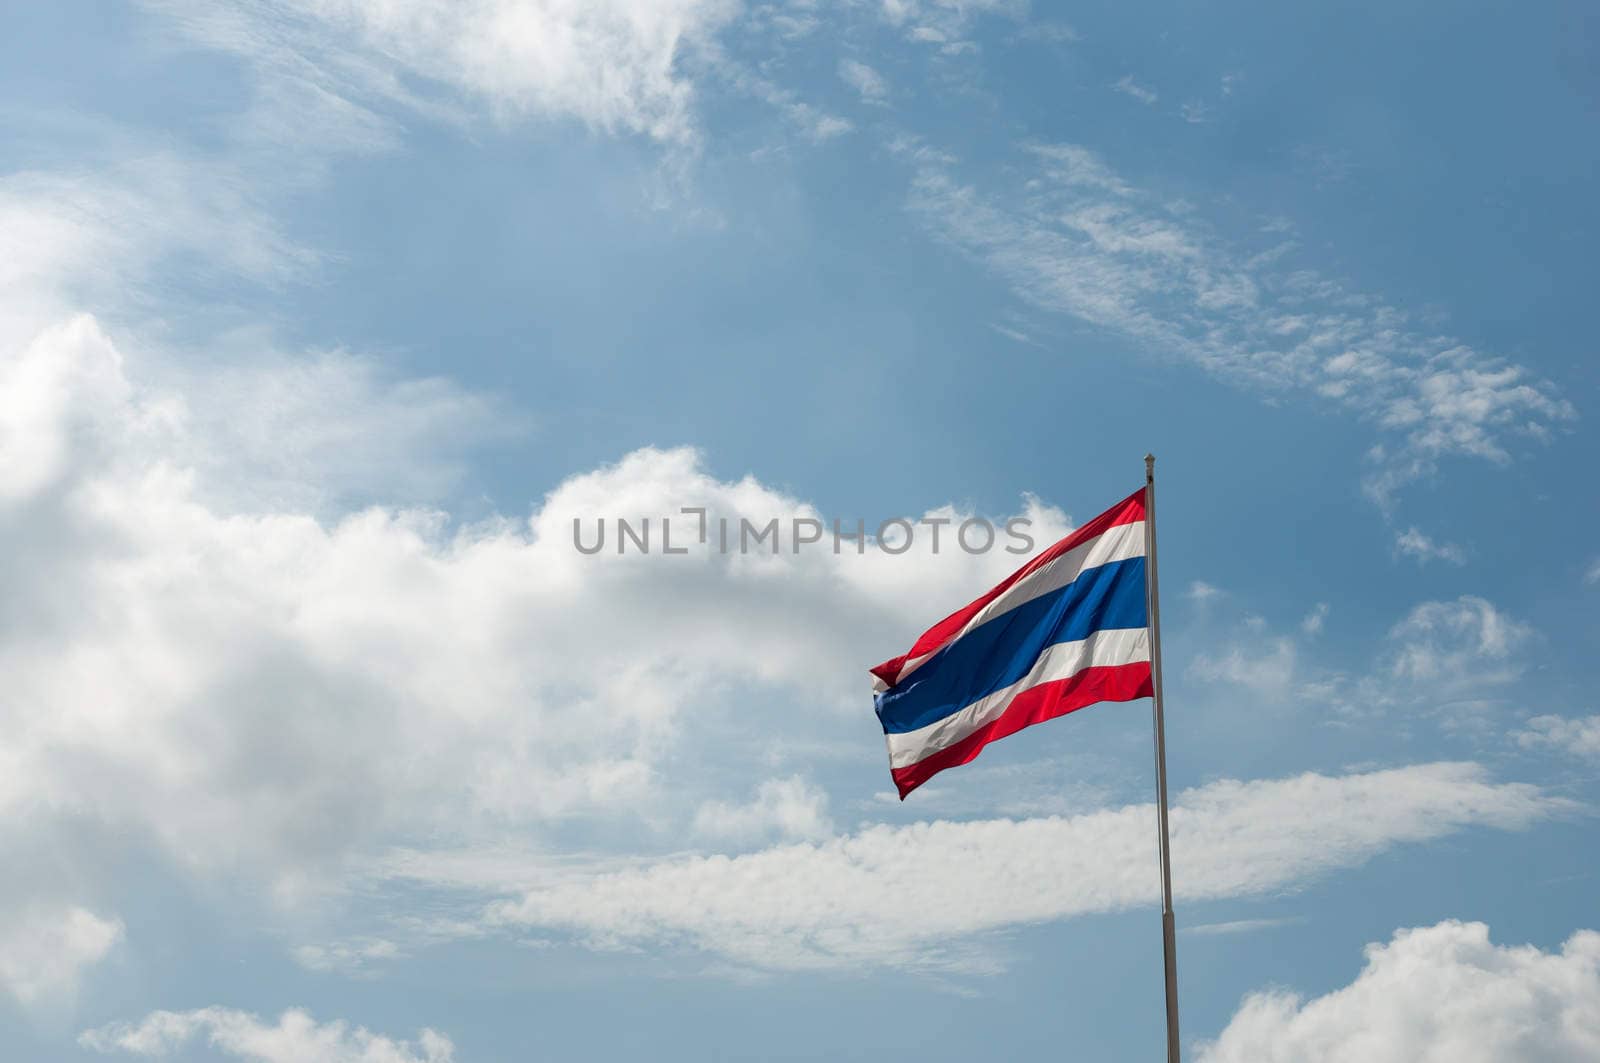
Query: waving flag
[[870, 463, 1181, 1063], [870, 488, 1152, 799]]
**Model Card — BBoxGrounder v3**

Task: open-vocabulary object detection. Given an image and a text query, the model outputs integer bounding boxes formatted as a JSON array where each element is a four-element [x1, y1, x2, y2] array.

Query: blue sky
[[1, 1, 1597, 1060]]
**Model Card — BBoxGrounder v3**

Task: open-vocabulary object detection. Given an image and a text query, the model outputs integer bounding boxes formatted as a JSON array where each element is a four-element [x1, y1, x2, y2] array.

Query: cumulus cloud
[[8, 7, 1586, 1023], [482, 763, 1566, 972], [1198, 921, 1600, 1062], [0, 905, 123, 1007], [0, 300, 1078, 900], [0, 140, 1091, 977], [82, 1007, 454, 1062], [0, 163, 501, 515]]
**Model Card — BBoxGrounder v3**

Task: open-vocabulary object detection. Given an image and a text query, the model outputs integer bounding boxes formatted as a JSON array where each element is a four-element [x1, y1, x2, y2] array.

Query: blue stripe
[[874, 556, 1147, 735]]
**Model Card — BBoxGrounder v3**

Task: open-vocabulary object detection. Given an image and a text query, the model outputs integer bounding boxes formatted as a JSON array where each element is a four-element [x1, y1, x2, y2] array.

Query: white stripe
[[885, 520, 1145, 690], [885, 627, 1149, 769]]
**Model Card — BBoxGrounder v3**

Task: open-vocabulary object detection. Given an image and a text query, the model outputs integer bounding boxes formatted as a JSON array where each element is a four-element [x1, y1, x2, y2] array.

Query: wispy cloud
[[869, 757, 1117, 820], [82, 1007, 454, 1063], [479, 763, 1565, 973], [148, 0, 740, 146], [1113, 75, 1158, 105], [693, 776, 834, 844], [1386, 596, 1531, 685], [901, 142, 1574, 505], [1192, 637, 1298, 697], [1394, 526, 1469, 566], [1514, 715, 1600, 761], [880, 0, 1023, 53], [989, 321, 1041, 346], [840, 58, 890, 105], [1183, 916, 1303, 937], [1186, 591, 1538, 731], [1288, 594, 1539, 729], [0, 906, 122, 1007], [290, 937, 401, 976]]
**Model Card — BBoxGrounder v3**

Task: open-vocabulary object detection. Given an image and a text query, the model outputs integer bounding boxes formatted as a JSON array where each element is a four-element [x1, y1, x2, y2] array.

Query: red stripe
[[870, 488, 1146, 689], [889, 662, 1153, 799]]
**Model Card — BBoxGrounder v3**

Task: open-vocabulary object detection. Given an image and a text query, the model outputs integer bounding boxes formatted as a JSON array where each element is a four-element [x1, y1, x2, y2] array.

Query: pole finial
[[1145, 453, 1155, 483]]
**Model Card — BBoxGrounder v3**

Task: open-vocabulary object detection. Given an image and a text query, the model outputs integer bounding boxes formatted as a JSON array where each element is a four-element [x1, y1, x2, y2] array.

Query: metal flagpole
[[1144, 454, 1181, 1063]]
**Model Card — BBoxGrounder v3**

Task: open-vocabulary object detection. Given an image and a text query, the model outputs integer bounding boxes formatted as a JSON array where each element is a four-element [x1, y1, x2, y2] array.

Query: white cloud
[[1191, 637, 1297, 696], [1514, 715, 1600, 761], [1020, 21, 1080, 45], [880, 0, 1021, 49], [0, 301, 1077, 900], [1586, 558, 1600, 585], [804, 112, 854, 141], [1386, 596, 1530, 684], [839, 58, 889, 105], [989, 322, 1038, 345], [1188, 580, 1222, 601], [166, 348, 512, 513], [291, 937, 402, 975], [151, 0, 742, 145], [1394, 526, 1468, 566], [1197, 920, 1600, 1062], [1113, 75, 1158, 105], [903, 143, 1573, 504], [1284, 595, 1539, 727], [1183, 917, 1302, 937], [702, 55, 855, 142], [0, 156, 501, 513], [869, 756, 1116, 820], [693, 776, 833, 843], [1, 142, 1101, 973], [82, 1007, 454, 1062], [10, 8, 1586, 1016], [485, 763, 1566, 972], [0, 162, 310, 350], [0, 905, 123, 1007], [1301, 602, 1329, 636]]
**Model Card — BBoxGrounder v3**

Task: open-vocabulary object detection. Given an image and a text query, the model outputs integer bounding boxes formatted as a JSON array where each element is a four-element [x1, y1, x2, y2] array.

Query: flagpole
[[1144, 453, 1181, 1063]]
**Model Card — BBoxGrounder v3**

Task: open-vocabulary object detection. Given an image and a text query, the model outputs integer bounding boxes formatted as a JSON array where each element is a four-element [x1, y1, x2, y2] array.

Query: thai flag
[[871, 488, 1153, 799]]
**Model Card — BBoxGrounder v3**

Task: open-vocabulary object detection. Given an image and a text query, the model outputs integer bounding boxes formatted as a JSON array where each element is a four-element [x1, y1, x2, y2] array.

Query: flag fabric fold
[[871, 488, 1152, 798]]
